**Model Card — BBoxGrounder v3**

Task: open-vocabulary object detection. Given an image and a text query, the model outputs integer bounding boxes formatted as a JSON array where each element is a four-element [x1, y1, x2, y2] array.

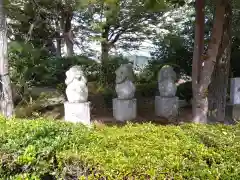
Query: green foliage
[[8, 42, 42, 81], [6, 0, 186, 57], [0, 118, 239, 179], [151, 34, 193, 76], [145, 0, 186, 11], [8, 41, 99, 88], [86, 0, 171, 51], [136, 81, 158, 97], [231, 36, 240, 77], [137, 60, 181, 84], [100, 87, 116, 108], [176, 81, 192, 102], [9, 42, 131, 90], [99, 56, 130, 86]]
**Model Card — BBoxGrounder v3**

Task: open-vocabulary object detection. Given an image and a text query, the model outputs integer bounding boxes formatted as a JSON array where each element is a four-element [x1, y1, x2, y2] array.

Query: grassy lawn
[[0, 117, 239, 179]]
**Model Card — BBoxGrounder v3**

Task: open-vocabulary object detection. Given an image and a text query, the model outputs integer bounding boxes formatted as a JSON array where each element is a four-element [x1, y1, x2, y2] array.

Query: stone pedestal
[[230, 78, 240, 105], [155, 96, 179, 120], [113, 98, 137, 122], [226, 104, 240, 124], [64, 101, 91, 126]]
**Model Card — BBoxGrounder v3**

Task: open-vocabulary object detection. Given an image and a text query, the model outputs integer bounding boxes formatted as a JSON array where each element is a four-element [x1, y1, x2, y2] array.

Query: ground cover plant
[[0, 117, 239, 179]]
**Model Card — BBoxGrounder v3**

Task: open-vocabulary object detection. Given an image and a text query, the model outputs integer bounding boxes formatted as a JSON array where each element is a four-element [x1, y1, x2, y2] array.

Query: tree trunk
[[208, 1, 232, 123], [100, 40, 110, 85], [192, 0, 205, 119], [100, 24, 110, 85], [45, 39, 57, 56], [193, 0, 226, 123], [55, 20, 62, 58], [0, 0, 14, 118], [65, 31, 74, 57], [101, 21, 110, 62], [56, 38, 62, 58], [101, 41, 109, 62], [63, 12, 74, 57]]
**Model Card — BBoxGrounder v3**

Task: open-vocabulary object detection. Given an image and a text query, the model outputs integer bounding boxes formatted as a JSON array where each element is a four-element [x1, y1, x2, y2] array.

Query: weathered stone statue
[[113, 63, 137, 121], [115, 63, 136, 99], [158, 65, 177, 97], [65, 66, 88, 103], [155, 65, 179, 121], [64, 66, 91, 126]]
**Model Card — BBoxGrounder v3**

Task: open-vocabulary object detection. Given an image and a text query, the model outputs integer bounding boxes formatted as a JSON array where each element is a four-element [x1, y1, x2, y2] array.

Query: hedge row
[[0, 118, 239, 179]]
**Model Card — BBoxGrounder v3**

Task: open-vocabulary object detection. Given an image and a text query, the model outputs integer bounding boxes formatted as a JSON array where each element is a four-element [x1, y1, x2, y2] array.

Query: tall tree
[[192, 0, 205, 122], [87, 0, 177, 62], [192, 0, 226, 123], [208, 0, 232, 123], [6, 0, 90, 57], [0, 0, 14, 117], [151, 2, 196, 76]]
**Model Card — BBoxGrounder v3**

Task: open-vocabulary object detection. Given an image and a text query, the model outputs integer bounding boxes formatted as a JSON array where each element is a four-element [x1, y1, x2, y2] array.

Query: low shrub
[[176, 81, 192, 102], [0, 118, 239, 179], [97, 87, 116, 108], [136, 81, 158, 97], [8, 41, 100, 88]]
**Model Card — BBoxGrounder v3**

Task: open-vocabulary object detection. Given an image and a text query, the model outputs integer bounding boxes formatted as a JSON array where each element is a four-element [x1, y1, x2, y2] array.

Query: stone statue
[[115, 63, 135, 99], [158, 65, 177, 97], [65, 66, 88, 103]]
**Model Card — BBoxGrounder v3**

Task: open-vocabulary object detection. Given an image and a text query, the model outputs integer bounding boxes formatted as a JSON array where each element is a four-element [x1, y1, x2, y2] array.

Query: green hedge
[[176, 81, 192, 102], [136, 81, 158, 97], [0, 118, 239, 179]]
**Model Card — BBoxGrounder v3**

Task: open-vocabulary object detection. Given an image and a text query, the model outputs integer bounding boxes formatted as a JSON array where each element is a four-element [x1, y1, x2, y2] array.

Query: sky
[[65, 34, 155, 59], [65, 2, 194, 59]]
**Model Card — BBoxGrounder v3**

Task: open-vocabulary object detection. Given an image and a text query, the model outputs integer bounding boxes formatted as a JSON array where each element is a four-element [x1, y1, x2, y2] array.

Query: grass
[[0, 117, 239, 179]]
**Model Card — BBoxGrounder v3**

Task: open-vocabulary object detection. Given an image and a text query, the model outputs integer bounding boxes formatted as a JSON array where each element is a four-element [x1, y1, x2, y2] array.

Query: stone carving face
[[158, 65, 177, 97], [115, 63, 135, 99], [65, 66, 86, 86], [158, 65, 177, 82], [115, 63, 134, 84], [65, 66, 88, 103]]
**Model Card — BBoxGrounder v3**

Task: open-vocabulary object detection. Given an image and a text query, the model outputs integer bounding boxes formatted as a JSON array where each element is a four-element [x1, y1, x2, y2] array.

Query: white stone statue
[[158, 65, 177, 97], [65, 66, 88, 103], [115, 63, 136, 99]]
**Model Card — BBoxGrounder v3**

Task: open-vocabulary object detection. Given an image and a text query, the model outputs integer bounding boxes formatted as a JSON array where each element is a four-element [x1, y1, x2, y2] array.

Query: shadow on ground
[[34, 95, 193, 126]]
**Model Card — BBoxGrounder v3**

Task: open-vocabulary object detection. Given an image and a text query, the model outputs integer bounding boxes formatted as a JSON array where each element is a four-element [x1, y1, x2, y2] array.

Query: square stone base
[[226, 104, 240, 124], [230, 78, 240, 105], [155, 96, 179, 120], [113, 98, 137, 122], [64, 101, 91, 126]]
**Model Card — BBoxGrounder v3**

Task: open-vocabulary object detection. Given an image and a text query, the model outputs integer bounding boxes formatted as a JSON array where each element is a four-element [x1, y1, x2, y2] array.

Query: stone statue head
[[65, 65, 87, 86], [158, 65, 177, 82], [115, 63, 134, 84]]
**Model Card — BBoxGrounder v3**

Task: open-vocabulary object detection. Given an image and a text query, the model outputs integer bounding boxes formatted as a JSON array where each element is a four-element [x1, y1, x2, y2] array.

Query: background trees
[[1, 0, 240, 121], [0, 0, 13, 117], [191, 0, 232, 123]]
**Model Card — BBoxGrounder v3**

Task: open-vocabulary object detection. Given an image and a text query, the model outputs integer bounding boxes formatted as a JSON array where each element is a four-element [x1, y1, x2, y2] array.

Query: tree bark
[[45, 39, 57, 55], [101, 22, 110, 62], [100, 23, 111, 85], [193, 0, 226, 123], [55, 19, 62, 58], [56, 38, 62, 58], [101, 41, 110, 62], [62, 12, 74, 57], [65, 31, 74, 57], [208, 0, 232, 123], [192, 0, 205, 119], [0, 0, 14, 118]]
